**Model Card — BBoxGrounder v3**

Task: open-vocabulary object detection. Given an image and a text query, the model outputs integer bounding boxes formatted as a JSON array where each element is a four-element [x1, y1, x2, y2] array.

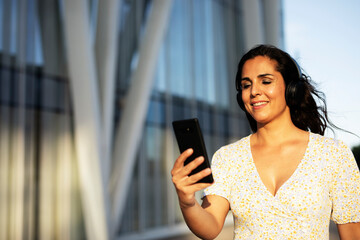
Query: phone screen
[[172, 118, 214, 183]]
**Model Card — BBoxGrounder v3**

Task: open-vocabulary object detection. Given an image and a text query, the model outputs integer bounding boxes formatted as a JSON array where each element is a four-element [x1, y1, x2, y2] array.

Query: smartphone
[[172, 118, 214, 183]]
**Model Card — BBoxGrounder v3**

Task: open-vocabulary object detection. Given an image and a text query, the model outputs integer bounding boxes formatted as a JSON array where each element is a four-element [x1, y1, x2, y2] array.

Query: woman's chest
[[251, 143, 308, 196], [228, 158, 332, 223]]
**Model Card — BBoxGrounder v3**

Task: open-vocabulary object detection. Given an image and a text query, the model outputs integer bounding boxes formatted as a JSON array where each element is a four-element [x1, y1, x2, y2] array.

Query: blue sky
[[284, 0, 360, 148]]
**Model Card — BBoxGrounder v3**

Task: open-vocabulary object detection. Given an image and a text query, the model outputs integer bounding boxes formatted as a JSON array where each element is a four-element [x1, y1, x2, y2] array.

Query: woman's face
[[241, 56, 290, 128]]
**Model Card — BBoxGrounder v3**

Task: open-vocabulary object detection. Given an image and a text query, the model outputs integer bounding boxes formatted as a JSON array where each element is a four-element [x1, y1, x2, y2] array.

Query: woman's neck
[[253, 120, 306, 146]]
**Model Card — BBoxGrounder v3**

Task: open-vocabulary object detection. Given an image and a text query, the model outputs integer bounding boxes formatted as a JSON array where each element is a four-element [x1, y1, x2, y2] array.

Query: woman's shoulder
[[310, 132, 349, 150], [211, 135, 252, 169], [212, 134, 251, 161], [217, 134, 251, 153], [309, 132, 354, 163]]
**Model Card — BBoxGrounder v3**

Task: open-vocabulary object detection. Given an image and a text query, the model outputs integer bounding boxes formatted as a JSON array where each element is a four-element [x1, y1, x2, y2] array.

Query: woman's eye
[[262, 80, 272, 85], [241, 83, 251, 89]]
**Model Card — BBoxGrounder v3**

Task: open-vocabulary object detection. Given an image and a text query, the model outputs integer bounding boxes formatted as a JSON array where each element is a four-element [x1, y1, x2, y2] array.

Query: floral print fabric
[[204, 133, 360, 239]]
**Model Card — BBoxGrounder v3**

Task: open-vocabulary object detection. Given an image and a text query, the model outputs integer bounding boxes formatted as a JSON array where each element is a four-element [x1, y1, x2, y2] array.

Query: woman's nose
[[250, 83, 262, 97]]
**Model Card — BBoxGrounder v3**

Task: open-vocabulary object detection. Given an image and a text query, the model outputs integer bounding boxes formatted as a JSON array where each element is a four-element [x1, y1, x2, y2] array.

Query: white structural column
[[110, 0, 173, 232], [62, 0, 109, 239], [241, 0, 265, 50], [263, 0, 282, 47], [9, 0, 27, 239], [1, 1, 13, 239], [38, 1, 72, 239], [95, 0, 122, 184], [95, 1, 121, 236]]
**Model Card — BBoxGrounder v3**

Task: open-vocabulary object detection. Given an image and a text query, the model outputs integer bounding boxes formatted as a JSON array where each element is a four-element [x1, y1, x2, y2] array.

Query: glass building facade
[[0, 0, 283, 239]]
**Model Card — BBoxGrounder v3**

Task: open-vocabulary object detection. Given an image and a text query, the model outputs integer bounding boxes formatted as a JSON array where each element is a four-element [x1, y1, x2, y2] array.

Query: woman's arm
[[171, 149, 230, 240], [180, 195, 229, 239], [337, 222, 360, 240]]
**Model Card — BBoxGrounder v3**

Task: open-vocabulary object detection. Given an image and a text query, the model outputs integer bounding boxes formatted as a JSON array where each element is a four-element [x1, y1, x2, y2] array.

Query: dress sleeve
[[330, 140, 360, 224], [203, 148, 232, 201]]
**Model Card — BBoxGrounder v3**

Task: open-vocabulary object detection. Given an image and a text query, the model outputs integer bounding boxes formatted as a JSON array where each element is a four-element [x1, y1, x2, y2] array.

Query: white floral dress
[[204, 133, 360, 239]]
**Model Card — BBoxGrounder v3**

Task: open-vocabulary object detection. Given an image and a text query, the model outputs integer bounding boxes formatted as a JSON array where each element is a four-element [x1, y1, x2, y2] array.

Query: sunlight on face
[[241, 56, 290, 127]]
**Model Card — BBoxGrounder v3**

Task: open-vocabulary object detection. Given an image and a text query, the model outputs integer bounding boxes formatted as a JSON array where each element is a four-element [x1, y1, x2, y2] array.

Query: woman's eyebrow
[[241, 73, 274, 81], [258, 73, 274, 78]]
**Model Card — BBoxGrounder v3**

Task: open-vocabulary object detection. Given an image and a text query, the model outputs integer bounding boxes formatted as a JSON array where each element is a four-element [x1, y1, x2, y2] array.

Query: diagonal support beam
[[62, 0, 110, 239], [95, 0, 122, 184], [110, 0, 173, 233]]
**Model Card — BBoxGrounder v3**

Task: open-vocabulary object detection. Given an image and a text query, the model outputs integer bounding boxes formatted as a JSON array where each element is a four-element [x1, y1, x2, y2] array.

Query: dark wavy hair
[[235, 44, 331, 135]]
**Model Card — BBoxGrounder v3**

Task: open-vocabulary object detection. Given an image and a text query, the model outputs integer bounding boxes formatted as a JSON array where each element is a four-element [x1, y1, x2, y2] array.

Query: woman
[[171, 45, 360, 239]]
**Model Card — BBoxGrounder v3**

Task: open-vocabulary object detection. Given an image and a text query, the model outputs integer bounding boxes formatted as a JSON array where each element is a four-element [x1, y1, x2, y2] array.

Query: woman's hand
[[171, 149, 229, 239], [171, 148, 213, 209]]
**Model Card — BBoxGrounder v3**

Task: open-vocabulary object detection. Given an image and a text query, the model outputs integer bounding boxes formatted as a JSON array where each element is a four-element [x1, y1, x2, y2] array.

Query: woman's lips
[[251, 101, 268, 109]]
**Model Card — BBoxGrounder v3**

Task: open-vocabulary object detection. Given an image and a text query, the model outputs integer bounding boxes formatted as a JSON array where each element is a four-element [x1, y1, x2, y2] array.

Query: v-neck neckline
[[247, 133, 312, 198]]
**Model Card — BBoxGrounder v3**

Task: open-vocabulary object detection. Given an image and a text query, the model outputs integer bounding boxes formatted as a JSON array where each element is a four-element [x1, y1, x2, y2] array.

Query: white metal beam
[[263, 0, 282, 47], [241, 0, 265, 50], [0, 1, 15, 239], [62, 0, 109, 239], [9, 0, 28, 239], [37, 1, 72, 239], [95, 0, 121, 189], [94, 0, 122, 236], [110, 0, 173, 232]]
